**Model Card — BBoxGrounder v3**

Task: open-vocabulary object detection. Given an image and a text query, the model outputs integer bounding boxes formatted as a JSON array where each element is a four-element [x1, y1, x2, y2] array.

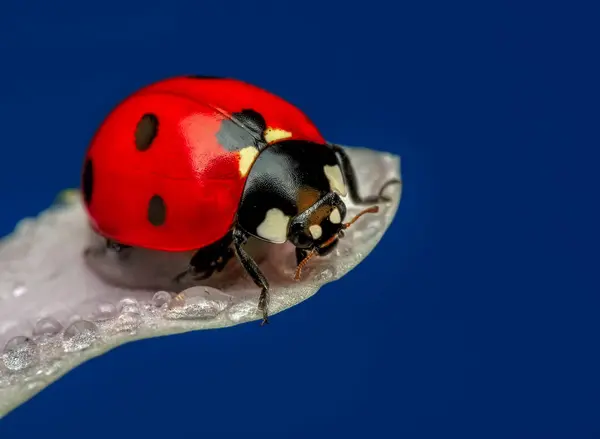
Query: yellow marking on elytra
[[264, 127, 292, 143], [239, 146, 259, 176]]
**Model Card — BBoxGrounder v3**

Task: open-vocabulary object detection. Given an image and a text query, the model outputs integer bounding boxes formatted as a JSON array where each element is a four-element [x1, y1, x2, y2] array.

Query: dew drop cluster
[[1, 289, 237, 384]]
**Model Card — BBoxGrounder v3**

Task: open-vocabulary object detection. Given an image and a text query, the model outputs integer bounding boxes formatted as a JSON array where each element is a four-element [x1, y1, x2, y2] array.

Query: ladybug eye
[[296, 234, 310, 246], [290, 231, 313, 249]]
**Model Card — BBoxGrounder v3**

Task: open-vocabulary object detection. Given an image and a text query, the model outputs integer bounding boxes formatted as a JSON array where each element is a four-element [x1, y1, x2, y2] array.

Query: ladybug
[[81, 76, 399, 325]]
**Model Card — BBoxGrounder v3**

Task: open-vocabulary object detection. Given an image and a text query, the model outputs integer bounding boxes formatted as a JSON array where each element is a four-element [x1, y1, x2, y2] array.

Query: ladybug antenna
[[294, 249, 317, 281], [342, 205, 380, 229], [294, 205, 380, 281]]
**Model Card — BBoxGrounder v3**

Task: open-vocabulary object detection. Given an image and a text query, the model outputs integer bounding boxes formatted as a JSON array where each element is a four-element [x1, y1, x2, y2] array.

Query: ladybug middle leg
[[328, 143, 402, 204], [175, 232, 235, 283]]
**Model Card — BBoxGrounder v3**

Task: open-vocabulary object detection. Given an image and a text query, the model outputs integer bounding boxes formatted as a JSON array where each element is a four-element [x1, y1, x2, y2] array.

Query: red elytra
[[82, 76, 326, 252]]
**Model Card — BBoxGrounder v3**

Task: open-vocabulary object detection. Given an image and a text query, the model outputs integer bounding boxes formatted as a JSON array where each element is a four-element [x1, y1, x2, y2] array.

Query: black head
[[286, 191, 347, 252], [237, 140, 350, 252]]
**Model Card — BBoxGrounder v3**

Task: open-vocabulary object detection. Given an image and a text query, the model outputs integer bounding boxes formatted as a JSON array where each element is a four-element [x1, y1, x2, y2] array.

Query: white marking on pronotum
[[323, 165, 348, 197], [329, 207, 342, 224], [309, 224, 323, 240], [256, 208, 290, 243]]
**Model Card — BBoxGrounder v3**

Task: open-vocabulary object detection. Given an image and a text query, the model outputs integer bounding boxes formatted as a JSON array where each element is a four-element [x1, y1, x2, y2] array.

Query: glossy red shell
[[82, 76, 326, 251]]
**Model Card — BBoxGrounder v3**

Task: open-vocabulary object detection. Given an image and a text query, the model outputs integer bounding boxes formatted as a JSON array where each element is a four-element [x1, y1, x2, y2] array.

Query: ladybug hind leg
[[104, 239, 133, 260], [175, 233, 234, 283], [329, 143, 401, 204], [106, 239, 132, 253]]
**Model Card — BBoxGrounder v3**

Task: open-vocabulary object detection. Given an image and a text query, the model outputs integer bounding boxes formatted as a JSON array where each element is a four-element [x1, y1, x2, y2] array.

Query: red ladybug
[[82, 76, 398, 324]]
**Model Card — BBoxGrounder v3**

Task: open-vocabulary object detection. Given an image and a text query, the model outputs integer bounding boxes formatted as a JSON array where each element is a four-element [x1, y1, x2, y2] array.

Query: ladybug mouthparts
[[294, 205, 380, 280]]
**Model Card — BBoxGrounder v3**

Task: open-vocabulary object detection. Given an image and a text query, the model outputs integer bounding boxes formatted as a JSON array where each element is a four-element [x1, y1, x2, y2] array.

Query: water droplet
[[43, 360, 63, 377], [164, 287, 230, 320], [168, 300, 225, 320], [228, 301, 259, 323], [315, 267, 334, 282], [33, 317, 63, 337], [336, 246, 352, 258], [118, 298, 140, 315], [63, 320, 98, 352], [12, 285, 27, 297], [368, 220, 382, 230], [113, 312, 142, 333], [167, 293, 186, 309], [152, 291, 172, 307], [91, 302, 117, 321], [2, 336, 38, 371], [26, 380, 45, 391]]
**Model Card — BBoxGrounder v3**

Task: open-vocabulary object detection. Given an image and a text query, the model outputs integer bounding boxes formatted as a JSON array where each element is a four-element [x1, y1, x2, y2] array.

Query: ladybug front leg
[[328, 143, 401, 204], [232, 228, 271, 326]]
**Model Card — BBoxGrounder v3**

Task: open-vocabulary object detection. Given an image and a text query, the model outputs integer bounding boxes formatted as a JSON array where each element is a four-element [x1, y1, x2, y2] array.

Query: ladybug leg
[[85, 238, 132, 260], [175, 233, 234, 282], [106, 239, 131, 252], [328, 143, 402, 204], [232, 228, 271, 326], [189, 248, 234, 281], [105, 239, 132, 260]]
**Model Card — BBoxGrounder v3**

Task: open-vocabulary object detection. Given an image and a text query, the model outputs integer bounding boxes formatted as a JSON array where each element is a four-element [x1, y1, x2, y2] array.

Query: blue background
[[0, 0, 598, 437]]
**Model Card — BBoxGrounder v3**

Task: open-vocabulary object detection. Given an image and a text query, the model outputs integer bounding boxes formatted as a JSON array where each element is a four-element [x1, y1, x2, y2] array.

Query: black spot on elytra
[[216, 109, 267, 152], [82, 158, 93, 205], [234, 109, 267, 134], [135, 113, 158, 151], [187, 74, 224, 80], [147, 195, 166, 226]]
